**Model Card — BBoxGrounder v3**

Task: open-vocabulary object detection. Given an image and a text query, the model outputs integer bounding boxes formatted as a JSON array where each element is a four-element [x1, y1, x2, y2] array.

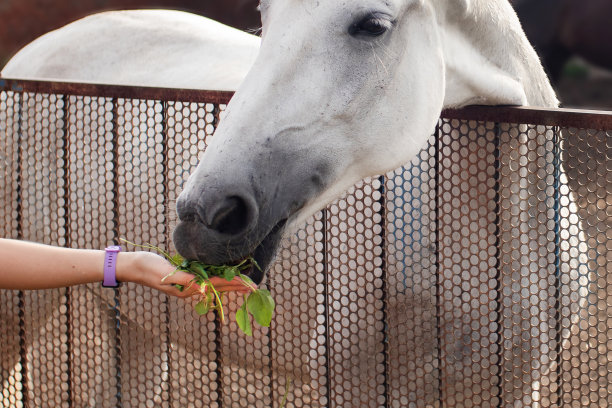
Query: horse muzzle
[[172, 184, 289, 284], [171, 127, 336, 284]]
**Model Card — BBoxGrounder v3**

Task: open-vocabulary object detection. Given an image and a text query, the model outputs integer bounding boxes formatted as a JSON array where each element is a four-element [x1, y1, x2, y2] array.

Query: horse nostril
[[206, 195, 251, 235], [176, 195, 199, 223]]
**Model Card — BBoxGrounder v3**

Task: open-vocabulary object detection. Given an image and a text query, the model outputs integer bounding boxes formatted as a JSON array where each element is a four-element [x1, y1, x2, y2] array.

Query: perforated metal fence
[[0, 79, 610, 408]]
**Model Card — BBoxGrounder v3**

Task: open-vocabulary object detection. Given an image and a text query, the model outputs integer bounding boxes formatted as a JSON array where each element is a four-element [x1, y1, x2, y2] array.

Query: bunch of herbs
[[121, 239, 275, 336]]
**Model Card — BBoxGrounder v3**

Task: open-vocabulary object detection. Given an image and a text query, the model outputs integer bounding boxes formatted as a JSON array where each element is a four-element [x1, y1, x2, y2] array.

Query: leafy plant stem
[[119, 238, 171, 260], [279, 378, 291, 408], [209, 284, 225, 324]]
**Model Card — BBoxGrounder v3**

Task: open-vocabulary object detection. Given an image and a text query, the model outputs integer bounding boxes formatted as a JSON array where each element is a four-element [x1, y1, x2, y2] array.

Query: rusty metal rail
[[3, 78, 612, 128], [0, 78, 610, 407], [0, 78, 234, 104]]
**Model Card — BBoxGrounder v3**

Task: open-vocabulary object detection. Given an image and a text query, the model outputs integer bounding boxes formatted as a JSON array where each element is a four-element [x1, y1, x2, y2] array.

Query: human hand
[[117, 251, 254, 298]]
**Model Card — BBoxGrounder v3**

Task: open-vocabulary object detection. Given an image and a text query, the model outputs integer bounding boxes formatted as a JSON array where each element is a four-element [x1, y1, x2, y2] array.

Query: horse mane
[[444, 0, 559, 107]]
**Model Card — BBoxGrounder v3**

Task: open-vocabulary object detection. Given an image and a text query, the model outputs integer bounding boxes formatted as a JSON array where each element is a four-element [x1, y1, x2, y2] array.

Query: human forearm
[[0, 238, 108, 289], [0, 239, 252, 296]]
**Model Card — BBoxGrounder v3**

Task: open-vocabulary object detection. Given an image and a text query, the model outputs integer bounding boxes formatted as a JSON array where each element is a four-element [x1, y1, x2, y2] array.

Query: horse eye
[[349, 16, 391, 37]]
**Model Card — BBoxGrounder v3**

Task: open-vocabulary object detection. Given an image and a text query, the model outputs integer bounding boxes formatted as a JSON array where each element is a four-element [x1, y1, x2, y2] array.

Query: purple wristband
[[102, 245, 121, 287]]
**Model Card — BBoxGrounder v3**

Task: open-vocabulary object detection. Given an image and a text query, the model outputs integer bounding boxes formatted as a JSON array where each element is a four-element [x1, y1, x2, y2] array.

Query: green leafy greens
[[121, 239, 275, 336]]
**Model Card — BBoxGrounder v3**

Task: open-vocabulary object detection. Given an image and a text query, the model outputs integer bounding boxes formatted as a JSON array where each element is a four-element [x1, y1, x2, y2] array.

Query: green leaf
[[168, 253, 185, 267], [205, 290, 215, 311], [194, 300, 209, 316], [246, 290, 275, 327], [222, 266, 237, 281], [235, 300, 252, 336], [238, 273, 254, 287], [258, 289, 276, 310], [208, 265, 226, 277], [189, 262, 208, 280]]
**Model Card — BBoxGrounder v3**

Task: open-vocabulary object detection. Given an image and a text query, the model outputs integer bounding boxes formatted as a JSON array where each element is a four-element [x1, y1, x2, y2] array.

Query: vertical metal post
[[15, 92, 23, 241], [377, 174, 389, 408], [61, 95, 71, 246], [552, 125, 563, 406], [160, 99, 171, 404], [433, 121, 443, 404], [15, 91, 28, 406], [211, 103, 224, 407], [110, 97, 123, 407], [492, 122, 503, 408], [61, 94, 73, 407], [321, 209, 332, 408], [160, 100, 170, 248]]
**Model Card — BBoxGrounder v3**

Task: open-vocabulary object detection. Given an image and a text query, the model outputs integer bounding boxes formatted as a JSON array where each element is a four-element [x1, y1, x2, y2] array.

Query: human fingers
[[140, 266, 199, 298], [167, 275, 203, 298], [159, 284, 192, 298], [208, 276, 255, 293]]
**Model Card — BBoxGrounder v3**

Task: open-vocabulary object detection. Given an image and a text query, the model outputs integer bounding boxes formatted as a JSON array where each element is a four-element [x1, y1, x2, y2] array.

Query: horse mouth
[[246, 218, 288, 284], [173, 216, 288, 285]]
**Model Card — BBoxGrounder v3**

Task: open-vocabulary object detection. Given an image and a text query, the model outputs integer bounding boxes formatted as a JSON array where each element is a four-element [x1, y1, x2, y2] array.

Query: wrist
[[115, 252, 139, 284], [102, 246, 122, 287]]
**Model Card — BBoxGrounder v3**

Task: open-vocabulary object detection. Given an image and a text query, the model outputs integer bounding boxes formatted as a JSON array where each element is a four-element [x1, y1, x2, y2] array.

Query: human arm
[[0, 238, 250, 297]]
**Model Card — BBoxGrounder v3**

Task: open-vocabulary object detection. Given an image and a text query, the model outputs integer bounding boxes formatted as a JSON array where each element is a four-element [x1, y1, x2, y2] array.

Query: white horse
[[1, 3, 589, 406]]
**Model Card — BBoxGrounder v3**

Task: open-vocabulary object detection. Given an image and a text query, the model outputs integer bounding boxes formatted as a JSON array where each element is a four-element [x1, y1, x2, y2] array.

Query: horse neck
[[438, 0, 559, 108]]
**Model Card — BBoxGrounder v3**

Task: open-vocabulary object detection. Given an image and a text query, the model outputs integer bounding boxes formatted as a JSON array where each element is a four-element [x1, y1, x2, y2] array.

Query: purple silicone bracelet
[[102, 245, 121, 287]]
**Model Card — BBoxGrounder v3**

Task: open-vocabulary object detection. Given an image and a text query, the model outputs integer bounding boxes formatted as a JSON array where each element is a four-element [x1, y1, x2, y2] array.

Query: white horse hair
[[1, 9, 260, 91]]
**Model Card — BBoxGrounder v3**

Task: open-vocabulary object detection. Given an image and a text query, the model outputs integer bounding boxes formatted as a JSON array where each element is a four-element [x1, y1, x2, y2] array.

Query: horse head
[[173, 0, 557, 283]]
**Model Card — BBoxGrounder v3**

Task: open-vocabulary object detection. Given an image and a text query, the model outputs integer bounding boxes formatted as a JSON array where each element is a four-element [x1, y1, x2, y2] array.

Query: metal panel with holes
[[1, 79, 610, 407]]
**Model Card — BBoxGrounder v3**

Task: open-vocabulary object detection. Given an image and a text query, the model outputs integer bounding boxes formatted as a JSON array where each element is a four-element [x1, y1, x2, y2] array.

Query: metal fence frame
[[2, 78, 611, 130], [1, 78, 611, 408]]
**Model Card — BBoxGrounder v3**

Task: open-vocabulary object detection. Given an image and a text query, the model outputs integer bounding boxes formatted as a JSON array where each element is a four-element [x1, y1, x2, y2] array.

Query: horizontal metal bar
[[2, 78, 611, 130], [442, 105, 612, 131], [0, 78, 234, 105]]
